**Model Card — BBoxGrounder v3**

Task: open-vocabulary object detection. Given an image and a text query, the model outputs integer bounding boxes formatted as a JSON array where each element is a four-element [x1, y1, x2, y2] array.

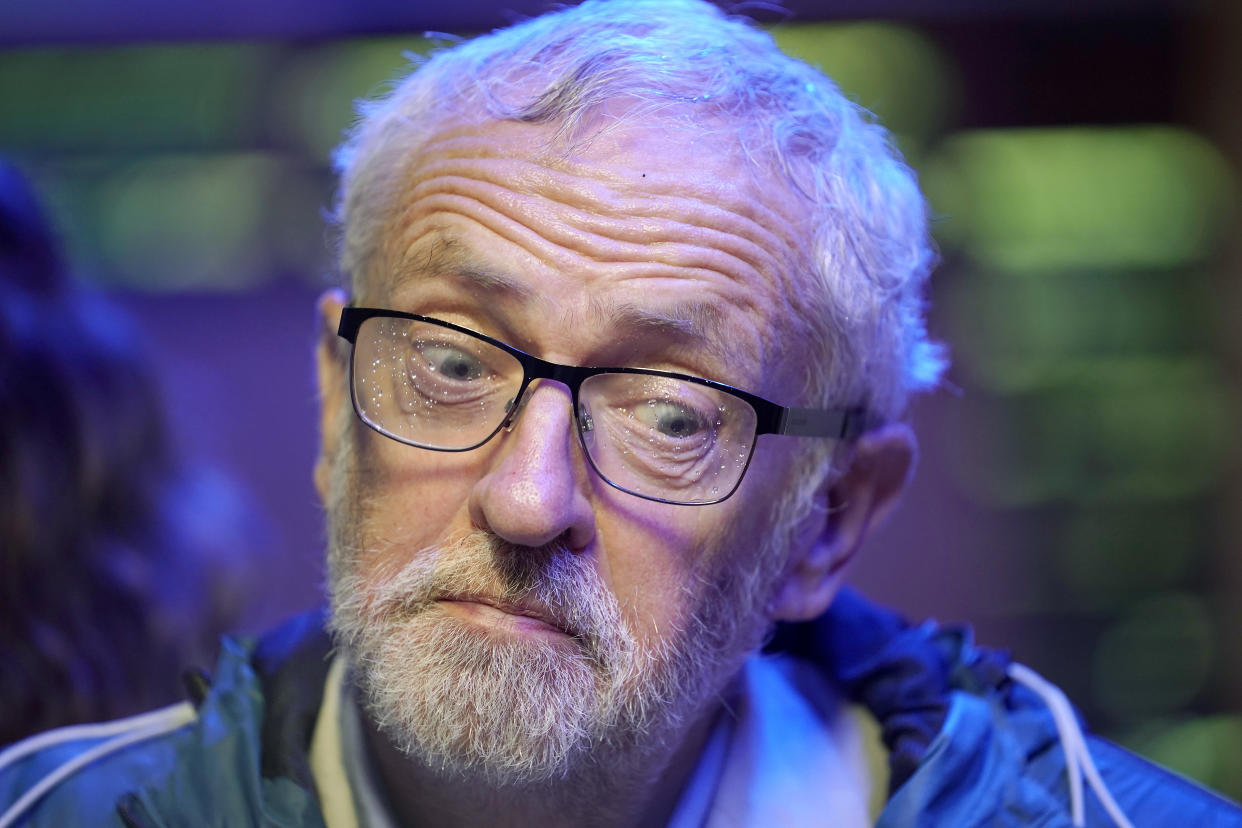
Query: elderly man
[[2, 1, 1240, 826]]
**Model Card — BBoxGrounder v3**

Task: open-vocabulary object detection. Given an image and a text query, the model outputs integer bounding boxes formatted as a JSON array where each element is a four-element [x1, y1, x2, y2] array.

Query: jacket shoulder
[[0, 704, 199, 826], [1, 612, 335, 827], [0, 632, 267, 826], [1087, 735, 1242, 826]]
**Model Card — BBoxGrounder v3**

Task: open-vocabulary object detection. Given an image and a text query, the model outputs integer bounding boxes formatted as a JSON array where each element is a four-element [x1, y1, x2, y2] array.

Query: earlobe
[[314, 289, 349, 502], [768, 424, 917, 622]]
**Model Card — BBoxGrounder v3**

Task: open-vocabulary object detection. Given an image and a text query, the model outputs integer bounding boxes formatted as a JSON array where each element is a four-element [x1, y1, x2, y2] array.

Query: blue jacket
[[2, 591, 1239, 826]]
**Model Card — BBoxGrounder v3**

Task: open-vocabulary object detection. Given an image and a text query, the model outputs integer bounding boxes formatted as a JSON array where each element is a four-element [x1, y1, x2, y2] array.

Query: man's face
[[321, 114, 821, 783]]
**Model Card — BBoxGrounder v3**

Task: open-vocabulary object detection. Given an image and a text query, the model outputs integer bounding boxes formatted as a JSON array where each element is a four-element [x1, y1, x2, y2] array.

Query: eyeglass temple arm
[[774, 407, 873, 440]]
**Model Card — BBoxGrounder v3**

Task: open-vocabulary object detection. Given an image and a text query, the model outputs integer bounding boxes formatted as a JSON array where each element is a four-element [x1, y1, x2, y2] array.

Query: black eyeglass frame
[[337, 306, 874, 505]]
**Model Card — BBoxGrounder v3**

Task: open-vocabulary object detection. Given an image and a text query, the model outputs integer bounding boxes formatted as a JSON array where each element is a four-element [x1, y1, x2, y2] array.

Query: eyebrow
[[593, 296, 741, 369], [601, 299, 725, 344], [392, 236, 536, 301]]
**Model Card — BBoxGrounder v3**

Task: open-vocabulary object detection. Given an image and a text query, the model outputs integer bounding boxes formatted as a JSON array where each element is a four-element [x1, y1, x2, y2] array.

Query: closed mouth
[[437, 593, 573, 636]]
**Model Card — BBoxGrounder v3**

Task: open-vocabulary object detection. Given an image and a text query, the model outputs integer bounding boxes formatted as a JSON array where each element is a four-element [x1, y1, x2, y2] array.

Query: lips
[[437, 593, 573, 636]]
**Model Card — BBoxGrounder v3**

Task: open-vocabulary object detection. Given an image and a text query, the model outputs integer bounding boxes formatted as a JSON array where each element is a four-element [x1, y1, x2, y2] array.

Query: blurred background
[[1, 0, 1238, 799]]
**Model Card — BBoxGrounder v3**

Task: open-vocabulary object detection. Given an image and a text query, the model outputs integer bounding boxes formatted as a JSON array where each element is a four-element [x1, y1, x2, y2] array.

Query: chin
[[356, 608, 611, 784]]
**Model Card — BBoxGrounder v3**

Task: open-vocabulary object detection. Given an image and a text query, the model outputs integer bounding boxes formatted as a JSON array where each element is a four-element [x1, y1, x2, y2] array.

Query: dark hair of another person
[[0, 162, 252, 745]]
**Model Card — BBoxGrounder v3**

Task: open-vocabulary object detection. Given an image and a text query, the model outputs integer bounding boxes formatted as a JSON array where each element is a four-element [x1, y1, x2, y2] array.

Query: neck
[[362, 697, 723, 828]]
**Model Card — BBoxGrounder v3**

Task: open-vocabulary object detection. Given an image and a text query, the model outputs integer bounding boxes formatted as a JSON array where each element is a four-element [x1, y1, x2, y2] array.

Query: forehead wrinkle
[[380, 184, 783, 357], [398, 148, 804, 303], [416, 125, 796, 247]]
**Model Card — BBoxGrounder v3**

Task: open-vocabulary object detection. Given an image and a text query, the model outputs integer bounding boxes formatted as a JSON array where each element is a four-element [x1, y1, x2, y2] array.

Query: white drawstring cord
[[1007, 663, 1135, 828], [0, 702, 195, 776], [0, 702, 195, 828]]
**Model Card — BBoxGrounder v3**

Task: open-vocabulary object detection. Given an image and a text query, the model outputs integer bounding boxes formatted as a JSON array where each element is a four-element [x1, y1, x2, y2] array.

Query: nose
[[467, 381, 597, 550]]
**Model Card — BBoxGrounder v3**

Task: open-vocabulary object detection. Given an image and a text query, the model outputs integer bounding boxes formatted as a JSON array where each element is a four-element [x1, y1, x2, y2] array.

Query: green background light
[[925, 127, 1236, 271]]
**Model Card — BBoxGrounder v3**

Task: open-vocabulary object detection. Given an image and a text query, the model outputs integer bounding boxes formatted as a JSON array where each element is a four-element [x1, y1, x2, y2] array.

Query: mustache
[[362, 532, 630, 668]]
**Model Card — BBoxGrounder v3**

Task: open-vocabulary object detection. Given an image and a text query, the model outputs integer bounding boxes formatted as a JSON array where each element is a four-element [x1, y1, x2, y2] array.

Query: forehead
[[359, 114, 815, 398]]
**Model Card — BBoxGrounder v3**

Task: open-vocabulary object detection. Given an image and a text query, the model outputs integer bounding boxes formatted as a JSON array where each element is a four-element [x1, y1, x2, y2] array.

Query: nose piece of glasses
[[501, 394, 521, 433], [500, 386, 595, 437], [501, 384, 541, 433]]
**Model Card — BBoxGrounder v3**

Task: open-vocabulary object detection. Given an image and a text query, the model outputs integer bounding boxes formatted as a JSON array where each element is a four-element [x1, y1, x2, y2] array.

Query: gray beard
[[325, 475, 779, 790]]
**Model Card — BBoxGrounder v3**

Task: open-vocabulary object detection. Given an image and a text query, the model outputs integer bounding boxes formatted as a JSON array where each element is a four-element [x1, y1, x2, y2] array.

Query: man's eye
[[418, 344, 485, 381], [638, 400, 710, 438]]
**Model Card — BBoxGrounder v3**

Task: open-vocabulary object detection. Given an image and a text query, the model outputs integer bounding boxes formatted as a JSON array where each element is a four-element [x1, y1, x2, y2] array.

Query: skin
[[315, 114, 916, 828]]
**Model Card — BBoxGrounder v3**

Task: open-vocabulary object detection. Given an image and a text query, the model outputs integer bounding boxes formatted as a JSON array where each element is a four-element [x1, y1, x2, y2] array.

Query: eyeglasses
[[337, 307, 873, 505]]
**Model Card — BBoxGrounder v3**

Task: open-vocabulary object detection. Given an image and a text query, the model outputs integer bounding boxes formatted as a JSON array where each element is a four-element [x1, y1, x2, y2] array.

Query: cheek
[[593, 495, 747, 641], [342, 432, 483, 566]]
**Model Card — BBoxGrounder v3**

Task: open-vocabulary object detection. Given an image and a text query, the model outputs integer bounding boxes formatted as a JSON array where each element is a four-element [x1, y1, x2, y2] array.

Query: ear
[[314, 289, 349, 503], [768, 423, 916, 622]]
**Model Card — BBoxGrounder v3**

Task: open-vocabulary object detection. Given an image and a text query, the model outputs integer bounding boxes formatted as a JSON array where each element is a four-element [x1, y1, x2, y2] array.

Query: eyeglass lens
[[351, 315, 759, 504]]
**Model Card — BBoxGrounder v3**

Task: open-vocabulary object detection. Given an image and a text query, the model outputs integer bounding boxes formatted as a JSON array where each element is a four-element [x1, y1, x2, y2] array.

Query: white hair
[[335, 0, 944, 424]]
